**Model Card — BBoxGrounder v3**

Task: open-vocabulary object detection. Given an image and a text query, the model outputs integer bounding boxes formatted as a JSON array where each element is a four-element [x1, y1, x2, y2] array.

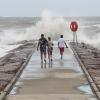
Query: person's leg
[[40, 47, 43, 62], [59, 48, 61, 59], [48, 48, 50, 60], [61, 52, 63, 59], [62, 47, 64, 59], [60, 47, 64, 59], [48, 51, 50, 62], [50, 50, 53, 61], [40, 50, 43, 68], [40, 51, 43, 62], [44, 48, 46, 62], [44, 53, 46, 62]]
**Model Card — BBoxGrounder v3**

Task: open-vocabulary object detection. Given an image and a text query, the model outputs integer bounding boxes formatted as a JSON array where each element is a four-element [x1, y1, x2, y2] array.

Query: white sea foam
[[0, 44, 20, 57], [0, 17, 67, 44], [0, 11, 100, 56]]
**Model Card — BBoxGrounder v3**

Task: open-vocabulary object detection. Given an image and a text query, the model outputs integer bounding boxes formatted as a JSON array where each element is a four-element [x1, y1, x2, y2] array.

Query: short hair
[[48, 37, 51, 40], [60, 35, 63, 38], [41, 34, 44, 37]]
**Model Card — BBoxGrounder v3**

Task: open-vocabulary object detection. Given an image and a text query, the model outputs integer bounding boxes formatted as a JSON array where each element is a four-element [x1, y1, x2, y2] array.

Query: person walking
[[47, 37, 53, 62], [58, 35, 68, 59], [37, 34, 48, 63]]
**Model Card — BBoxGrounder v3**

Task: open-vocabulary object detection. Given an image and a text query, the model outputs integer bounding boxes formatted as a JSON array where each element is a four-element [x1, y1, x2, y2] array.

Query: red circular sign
[[70, 21, 78, 32]]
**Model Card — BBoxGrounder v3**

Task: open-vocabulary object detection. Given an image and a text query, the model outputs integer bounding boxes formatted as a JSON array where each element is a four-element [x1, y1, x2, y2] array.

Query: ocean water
[[0, 17, 100, 57]]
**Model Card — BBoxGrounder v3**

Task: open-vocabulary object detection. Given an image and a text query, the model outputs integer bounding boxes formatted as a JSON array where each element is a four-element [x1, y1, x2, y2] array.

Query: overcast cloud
[[0, 0, 99, 17]]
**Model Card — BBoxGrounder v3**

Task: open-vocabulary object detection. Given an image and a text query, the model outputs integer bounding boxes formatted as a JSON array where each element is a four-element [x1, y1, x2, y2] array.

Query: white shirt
[[58, 38, 65, 48], [48, 41, 53, 48]]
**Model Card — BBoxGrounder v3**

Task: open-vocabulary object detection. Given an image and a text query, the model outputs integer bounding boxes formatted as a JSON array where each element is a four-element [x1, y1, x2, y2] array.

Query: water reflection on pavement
[[8, 43, 97, 100]]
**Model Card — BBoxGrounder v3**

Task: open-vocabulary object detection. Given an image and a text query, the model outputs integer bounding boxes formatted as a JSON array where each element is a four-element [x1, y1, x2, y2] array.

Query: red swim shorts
[[59, 47, 64, 54]]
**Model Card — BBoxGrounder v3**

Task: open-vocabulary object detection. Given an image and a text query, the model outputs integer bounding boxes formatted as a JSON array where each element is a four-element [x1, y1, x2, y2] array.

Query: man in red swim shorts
[[58, 35, 68, 59]]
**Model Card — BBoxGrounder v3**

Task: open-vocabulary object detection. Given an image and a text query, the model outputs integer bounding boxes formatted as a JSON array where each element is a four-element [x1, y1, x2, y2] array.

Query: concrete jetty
[[4, 42, 97, 100]]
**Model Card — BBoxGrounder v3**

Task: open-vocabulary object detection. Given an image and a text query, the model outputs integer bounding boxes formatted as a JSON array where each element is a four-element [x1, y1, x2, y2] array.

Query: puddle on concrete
[[53, 49, 83, 73], [78, 84, 93, 95], [88, 98, 97, 100], [20, 66, 47, 80], [14, 81, 23, 86], [10, 87, 17, 95], [77, 84, 98, 100], [10, 82, 23, 95], [20, 72, 47, 80], [53, 72, 82, 79]]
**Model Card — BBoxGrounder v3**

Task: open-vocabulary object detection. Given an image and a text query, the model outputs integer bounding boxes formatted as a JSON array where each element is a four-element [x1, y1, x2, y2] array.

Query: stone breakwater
[[70, 42, 100, 99], [0, 42, 35, 92]]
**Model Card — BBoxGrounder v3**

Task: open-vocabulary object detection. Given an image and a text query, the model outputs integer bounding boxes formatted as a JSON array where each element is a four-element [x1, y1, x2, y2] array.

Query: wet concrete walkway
[[6, 43, 97, 100]]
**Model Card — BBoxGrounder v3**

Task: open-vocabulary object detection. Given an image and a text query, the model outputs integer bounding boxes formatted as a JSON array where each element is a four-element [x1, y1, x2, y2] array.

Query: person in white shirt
[[58, 35, 68, 59]]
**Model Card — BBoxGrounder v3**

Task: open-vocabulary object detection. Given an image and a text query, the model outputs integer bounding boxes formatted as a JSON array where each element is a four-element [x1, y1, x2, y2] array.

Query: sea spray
[[0, 12, 100, 49], [0, 18, 68, 44]]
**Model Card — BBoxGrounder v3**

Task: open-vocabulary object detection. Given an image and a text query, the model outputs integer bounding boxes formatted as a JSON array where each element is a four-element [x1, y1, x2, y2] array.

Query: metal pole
[[73, 32, 75, 44], [73, 32, 78, 49], [75, 32, 78, 45]]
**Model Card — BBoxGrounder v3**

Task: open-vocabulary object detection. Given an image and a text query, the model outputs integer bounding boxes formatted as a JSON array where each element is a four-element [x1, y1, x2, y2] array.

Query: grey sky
[[0, 0, 100, 17]]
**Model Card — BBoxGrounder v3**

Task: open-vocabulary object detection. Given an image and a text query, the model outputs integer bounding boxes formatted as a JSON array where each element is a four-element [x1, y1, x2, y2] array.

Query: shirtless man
[[37, 34, 48, 63]]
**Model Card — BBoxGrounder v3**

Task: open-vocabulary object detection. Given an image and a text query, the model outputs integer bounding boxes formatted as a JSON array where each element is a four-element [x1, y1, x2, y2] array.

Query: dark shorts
[[40, 46, 46, 55]]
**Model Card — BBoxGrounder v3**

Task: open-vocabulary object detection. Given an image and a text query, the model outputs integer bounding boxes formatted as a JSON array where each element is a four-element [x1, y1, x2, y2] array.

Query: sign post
[[70, 21, 78, 44]]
